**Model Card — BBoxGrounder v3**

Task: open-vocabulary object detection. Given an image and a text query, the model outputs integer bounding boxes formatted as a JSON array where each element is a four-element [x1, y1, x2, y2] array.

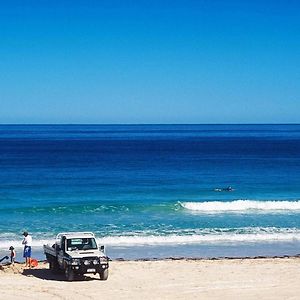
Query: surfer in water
[[214, 186, 234, 192]]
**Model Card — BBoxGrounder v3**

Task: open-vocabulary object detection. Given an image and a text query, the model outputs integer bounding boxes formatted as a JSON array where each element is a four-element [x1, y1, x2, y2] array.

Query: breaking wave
[[179, 200, 300, 213], [99, 227, 300, 245], [1, 227, 300, 249]]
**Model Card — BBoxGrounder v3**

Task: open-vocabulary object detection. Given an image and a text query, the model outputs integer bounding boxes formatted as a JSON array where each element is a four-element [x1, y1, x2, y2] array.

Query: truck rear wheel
[[99, 269, 108, 280], [65, 267, 74, 281], [49, 261, 59, 273]]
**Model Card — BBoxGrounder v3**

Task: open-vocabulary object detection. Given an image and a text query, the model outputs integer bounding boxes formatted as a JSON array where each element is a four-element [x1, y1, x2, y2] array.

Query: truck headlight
[[99, 256, 108, 263], [71, 259, 80, 265]]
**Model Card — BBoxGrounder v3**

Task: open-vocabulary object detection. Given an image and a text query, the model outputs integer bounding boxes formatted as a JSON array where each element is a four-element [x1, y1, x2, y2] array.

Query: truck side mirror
[[100, 245, 105, 251]]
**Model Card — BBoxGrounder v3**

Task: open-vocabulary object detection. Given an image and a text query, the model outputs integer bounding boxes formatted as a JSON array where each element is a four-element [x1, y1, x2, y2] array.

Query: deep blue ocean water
[[0, 124, 300, 260]]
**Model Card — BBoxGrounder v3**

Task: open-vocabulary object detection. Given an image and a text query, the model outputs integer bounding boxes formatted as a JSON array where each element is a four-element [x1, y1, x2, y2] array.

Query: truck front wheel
[[65, 267, 74, 281], [99, 269, 109, 280]]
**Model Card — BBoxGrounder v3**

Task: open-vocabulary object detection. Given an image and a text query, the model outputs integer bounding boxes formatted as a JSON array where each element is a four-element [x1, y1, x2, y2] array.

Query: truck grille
[[81, 257, 98, 265]]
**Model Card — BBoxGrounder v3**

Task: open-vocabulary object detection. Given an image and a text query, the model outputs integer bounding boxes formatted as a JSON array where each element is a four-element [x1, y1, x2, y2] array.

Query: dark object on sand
[[0, 256, 9, 263]]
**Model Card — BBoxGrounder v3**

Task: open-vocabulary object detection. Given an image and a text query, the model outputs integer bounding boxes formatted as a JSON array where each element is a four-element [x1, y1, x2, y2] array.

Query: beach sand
[[1, 258, 300, 300]]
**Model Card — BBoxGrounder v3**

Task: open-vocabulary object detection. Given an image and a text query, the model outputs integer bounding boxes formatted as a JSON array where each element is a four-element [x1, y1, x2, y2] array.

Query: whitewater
[[1, 227, 300, 249], [179, 200, 300, 213]]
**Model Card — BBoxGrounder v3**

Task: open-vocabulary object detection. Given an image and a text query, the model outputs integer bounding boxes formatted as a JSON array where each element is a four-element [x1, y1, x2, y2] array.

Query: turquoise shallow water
[[0, 124, 300, 260]]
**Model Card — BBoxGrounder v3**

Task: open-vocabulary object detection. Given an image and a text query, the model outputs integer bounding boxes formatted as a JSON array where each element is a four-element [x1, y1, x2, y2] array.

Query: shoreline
[[2, 252, 300, 265], [3, 239, 300, 262], [114, 253, 300, 261]]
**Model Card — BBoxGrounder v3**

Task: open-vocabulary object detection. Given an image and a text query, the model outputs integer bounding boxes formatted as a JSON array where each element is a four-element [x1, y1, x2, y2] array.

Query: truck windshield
[[66, 238, 97, 251]]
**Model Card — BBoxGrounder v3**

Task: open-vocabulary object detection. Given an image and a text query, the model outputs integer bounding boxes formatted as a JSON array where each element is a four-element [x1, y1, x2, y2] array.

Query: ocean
[[0, 124, 300, 260]]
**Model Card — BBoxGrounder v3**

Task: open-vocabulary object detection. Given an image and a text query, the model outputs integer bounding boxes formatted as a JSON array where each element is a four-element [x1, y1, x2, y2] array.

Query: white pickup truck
[[44, 232, 109, 281]]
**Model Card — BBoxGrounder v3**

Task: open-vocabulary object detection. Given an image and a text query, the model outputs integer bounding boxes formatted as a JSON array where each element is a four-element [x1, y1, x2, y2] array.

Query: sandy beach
[[1, 257, 300, 300]]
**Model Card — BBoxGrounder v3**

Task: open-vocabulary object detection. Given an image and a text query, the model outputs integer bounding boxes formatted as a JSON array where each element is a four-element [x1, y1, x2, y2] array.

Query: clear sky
[[1, 0, 299, 124]]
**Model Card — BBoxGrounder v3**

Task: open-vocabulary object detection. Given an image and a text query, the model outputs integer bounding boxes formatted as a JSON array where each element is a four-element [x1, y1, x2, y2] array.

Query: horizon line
[[0, 123, 299, 126]]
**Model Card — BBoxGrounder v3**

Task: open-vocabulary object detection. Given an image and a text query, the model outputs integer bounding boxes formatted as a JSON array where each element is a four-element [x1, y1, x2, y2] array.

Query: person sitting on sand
[[22, 231, 32, 268], [9, 246, 16, 265]]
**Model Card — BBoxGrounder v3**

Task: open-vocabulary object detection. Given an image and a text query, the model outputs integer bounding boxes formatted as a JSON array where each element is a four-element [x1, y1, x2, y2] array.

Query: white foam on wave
[[0, 239, 52, 249], [179, 200, 300, 213], [1, 228, 300, 249], [100, 234, 298, 246], [99, 227, 300, 246]]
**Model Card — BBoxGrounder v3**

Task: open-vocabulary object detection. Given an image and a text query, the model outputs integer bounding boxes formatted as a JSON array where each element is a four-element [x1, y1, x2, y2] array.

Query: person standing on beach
[[9, 246, 16, 265], [22, 231, 32, 268]]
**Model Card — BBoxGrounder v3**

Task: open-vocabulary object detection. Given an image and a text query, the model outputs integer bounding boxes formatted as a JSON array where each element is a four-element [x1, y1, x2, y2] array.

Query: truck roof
[[56, 232, 95, 239]]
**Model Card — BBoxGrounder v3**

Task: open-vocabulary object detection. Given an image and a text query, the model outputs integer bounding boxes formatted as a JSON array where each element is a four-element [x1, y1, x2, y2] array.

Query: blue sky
[[0, 0, 299, 124]]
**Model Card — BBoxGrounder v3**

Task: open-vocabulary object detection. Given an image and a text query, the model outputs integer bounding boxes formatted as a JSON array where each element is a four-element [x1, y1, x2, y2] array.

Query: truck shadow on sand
[[22, 269, 97, 281]]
